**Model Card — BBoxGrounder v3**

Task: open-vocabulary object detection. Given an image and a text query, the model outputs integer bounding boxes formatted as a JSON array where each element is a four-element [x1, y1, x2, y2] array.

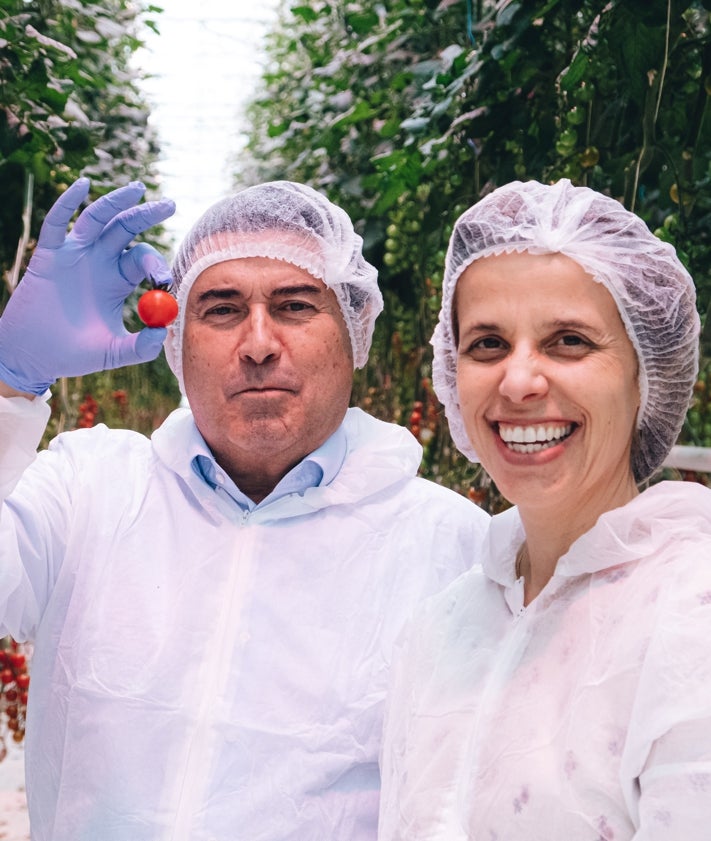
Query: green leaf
[[267, 120, 291, 138], [330, 100, 375, 128], [291, 5, 319, 23], [558, 51, 589, 92], [346, 11, 379, 35]]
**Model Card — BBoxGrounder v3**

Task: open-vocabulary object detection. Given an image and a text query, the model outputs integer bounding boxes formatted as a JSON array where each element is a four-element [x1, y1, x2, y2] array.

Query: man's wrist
[[0, 380, 37, 400], [0, 358, 53, 398]]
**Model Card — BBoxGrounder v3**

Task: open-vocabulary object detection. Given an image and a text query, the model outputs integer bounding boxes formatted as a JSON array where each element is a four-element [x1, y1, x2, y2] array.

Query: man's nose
[[498, 346, 549, 403], [238, 308, 281, 364]]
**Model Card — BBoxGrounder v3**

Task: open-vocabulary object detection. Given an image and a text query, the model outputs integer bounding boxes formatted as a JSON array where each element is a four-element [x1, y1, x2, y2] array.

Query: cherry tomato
[[9, 652, 25, 669], [137, 289, 178, 327], [15, 673, 30, 690]]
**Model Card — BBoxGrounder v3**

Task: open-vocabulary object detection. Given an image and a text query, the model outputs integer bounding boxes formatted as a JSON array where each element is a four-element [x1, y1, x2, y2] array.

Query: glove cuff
[[0, 359, 55, 396]]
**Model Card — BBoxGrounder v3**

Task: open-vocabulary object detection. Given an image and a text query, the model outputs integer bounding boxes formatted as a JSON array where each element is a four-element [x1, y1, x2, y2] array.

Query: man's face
[[182, 256, 354, 494]]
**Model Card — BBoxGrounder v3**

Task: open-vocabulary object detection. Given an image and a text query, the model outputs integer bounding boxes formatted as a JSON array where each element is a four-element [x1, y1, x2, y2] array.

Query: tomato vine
[[241, 0, 711, 504]]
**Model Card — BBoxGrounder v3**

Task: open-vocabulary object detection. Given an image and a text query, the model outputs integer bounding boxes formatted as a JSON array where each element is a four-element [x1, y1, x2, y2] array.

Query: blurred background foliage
[[1, 0, 710, 511], [240, 0, 711, 507], [0, 0, 180, 441]]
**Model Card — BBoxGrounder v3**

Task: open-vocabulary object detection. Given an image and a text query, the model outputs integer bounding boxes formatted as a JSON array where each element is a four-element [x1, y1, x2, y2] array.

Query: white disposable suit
[[379, 480, 711, 841], [0, 395, 488, 841]]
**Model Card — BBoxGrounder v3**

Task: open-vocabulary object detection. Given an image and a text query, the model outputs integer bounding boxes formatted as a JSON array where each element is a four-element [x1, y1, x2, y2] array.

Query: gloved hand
[[0, 177, 176, 395]]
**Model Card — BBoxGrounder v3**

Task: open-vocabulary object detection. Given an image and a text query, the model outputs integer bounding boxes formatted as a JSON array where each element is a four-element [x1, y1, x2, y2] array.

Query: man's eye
[[282, 301, 314, 313], [205, 304, 239, 316]]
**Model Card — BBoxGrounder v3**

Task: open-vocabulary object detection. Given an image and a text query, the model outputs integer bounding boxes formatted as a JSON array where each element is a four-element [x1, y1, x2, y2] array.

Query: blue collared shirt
[[190, 423, 347, 512]]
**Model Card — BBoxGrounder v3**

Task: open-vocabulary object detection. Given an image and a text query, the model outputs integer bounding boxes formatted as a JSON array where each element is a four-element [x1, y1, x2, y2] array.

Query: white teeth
[[498, 423, 573, 452]]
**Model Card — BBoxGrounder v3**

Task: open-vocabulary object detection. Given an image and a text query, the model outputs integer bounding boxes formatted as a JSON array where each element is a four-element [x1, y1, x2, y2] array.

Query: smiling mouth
[[497, 422, 575, 454]]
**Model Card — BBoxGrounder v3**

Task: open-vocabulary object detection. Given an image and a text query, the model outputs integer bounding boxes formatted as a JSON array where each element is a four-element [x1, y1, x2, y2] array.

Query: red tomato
[[15, 674, 30, 690], [137, 289, 178, 327], [0, 668, 13, 684], [9, 652, 25, 669]]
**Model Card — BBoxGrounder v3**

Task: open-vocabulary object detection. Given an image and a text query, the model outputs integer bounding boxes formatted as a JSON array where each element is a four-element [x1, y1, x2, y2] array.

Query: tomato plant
[[0, 638, 32, 756], [137, 289, 178, 328]]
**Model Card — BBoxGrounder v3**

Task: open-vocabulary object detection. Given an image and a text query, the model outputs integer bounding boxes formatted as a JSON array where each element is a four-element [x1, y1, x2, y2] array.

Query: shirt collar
[[189, 423, 347, 512]]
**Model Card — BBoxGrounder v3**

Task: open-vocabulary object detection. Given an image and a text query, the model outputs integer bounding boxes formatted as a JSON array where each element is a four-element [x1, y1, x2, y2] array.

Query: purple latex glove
[[0, 177, 176, 395]]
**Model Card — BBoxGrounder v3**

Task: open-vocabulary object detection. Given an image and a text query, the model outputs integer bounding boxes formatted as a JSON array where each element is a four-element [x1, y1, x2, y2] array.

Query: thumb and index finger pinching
[[122, 245, 179, 329], [120, 243, 174, 290]]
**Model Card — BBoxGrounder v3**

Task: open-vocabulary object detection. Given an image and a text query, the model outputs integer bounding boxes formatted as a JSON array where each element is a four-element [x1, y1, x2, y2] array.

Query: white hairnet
[[166, 181, 382, 392], [432, 178, 700, 483]]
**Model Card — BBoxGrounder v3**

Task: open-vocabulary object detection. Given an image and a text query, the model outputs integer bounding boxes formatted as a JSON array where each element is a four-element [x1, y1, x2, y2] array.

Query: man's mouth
[[236, 384, 294, 395], [497, 422, 575, 454]]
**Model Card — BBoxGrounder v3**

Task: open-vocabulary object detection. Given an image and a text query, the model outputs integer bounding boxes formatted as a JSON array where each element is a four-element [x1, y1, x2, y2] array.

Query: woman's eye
[[550, 333, 593, 355], [478, 336, 504, 349], [460, 335, 508, 359], [470, 336, 506, 352]]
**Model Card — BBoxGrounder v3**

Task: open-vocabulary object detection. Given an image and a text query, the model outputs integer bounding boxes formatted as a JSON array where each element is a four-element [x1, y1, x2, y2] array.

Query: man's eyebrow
[[195, 283, 324, 304], [195, 288, 242, 303], [269, 283, 324, 297]]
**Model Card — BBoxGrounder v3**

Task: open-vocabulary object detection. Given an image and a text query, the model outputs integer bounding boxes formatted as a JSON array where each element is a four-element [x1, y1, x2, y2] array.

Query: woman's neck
[[516, 472, 639, 605]]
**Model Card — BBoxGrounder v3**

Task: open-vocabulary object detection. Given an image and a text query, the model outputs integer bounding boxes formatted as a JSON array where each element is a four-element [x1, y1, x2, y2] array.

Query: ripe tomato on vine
[[0, 638, 32, 758]]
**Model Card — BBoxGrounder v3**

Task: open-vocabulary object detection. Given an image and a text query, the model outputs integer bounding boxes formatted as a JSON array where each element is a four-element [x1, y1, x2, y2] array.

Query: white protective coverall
[[379, 480, 711, 841], [0, 396, 488, 841]]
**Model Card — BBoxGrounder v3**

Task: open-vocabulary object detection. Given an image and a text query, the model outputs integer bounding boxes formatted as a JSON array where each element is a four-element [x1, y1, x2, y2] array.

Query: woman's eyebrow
[[546, 318, 596, 331]]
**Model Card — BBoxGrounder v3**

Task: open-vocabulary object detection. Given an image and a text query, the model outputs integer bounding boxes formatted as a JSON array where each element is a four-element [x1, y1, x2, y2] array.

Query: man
[[0, 178, 488, 840]]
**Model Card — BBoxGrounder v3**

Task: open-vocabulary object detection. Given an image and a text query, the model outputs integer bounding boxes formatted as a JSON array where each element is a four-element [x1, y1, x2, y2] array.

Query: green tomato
[[567, 106, 586, 126]]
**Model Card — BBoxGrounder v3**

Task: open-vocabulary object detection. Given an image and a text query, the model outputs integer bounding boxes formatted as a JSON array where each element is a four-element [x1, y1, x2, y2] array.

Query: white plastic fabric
[[431, 179, 700, 482], [167, 181, 383, 392], [0, 395, 488, 841], [379, 480, 711, 840]]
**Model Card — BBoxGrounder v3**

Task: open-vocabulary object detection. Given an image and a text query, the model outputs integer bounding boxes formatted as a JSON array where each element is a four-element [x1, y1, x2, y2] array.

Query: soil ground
[[0, 745, 29, 840]]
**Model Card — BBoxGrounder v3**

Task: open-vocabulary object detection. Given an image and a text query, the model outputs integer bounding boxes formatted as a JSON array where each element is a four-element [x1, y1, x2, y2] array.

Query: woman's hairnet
[[431, 178, 700, 483], [166, 181, 382, 393]]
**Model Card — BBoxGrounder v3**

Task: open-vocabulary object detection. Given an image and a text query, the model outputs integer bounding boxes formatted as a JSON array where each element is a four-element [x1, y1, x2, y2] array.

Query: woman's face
[[455, 250, 640, 517]]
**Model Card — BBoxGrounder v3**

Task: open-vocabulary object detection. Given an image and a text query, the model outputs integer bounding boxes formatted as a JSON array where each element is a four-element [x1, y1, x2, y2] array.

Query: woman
[[378, 179, 711, 840]]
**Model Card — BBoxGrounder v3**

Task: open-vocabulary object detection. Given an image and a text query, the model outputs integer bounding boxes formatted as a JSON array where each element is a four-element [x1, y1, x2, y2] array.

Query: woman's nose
[[498, 347, 549, 403], [238, 308, 281, 364]]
